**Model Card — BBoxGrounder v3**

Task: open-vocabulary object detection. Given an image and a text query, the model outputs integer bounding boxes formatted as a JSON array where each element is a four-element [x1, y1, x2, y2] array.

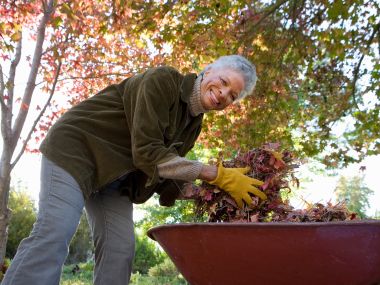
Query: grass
[[61, 262, 93, 285], [61, 262, 187, 285]]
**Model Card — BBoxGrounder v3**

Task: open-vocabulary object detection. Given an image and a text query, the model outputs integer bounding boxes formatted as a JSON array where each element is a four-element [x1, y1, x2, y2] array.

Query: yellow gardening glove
[[209, 164, 267, 208]]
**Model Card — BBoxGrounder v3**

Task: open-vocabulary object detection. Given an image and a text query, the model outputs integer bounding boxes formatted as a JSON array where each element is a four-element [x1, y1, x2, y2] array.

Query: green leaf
[[327, 0, 344, 21], [51, 16, 63, 28], [10, 32, 21, 42], [61, 3, 74, 19]]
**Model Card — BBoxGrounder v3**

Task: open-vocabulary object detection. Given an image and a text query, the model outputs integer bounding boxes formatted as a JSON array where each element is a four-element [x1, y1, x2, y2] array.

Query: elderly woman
[[3, 55, 266, 285]]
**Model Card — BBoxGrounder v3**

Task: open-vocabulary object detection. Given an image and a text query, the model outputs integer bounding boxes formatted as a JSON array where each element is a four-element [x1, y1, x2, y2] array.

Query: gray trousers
[[2, 156, 135, 285]]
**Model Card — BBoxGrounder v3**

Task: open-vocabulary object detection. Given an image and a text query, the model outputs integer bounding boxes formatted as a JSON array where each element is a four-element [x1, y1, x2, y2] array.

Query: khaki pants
[[2, 156, 135, 285]]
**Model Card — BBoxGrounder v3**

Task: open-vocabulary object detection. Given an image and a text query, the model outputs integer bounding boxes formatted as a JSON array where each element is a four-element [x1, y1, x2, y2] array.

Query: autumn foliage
[[1, 0, 377, 267], [183, 143, 358, 223]]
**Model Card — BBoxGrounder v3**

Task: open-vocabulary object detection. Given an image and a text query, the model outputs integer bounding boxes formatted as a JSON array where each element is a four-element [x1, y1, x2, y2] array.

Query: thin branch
[[58, 72, 133, 81], [246, 0, 291, 34], [10, 0, 55, 153], [40, 32, 73, 56], [11, 60, 62, 169], [351, 21, 380, 108], [34, 72, 133, 86], [1, 33, 22, 145], [0, 32, 14, 60], [0, 65, 5, 108], [237, 0, 291, 53], [41, 0, 47, 12], [1, 65, 7, 141], [7, 32, 22, 108]]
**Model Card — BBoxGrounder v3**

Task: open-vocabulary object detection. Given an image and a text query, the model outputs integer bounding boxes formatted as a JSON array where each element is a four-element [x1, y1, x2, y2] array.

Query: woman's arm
[[198, 164, 217, 181], [157, 156, 217, 182]]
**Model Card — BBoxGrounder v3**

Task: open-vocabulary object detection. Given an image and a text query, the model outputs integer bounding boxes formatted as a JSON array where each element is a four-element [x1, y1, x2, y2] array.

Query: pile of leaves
[[182, 143, 358, 223]]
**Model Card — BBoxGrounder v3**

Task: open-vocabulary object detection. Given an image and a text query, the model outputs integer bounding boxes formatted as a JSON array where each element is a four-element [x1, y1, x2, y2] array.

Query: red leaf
[[204, 191, 213, 201], [21, 103, 29, 110], [274, 159, 286, 169]]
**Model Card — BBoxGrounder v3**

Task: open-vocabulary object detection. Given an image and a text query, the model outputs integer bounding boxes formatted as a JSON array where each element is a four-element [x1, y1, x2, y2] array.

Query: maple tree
[[164, 0, 379, 168], [0, 0, 172, 267], [0, 0, 378, 267]]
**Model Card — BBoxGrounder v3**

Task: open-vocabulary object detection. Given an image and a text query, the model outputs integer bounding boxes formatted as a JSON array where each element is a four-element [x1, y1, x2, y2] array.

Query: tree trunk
[[0, 148, 12, 266], [0, 0, 56, 268]]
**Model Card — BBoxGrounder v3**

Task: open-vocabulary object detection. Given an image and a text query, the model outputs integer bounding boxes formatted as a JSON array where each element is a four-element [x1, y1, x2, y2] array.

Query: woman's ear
[[203, 68, 211, 77]]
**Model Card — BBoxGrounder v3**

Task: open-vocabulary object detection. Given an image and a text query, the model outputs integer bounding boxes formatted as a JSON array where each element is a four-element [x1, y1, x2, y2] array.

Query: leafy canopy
[[1, 0, 379, 167]]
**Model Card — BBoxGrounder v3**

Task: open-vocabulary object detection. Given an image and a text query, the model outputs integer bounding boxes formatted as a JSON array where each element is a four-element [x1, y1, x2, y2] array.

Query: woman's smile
[[200, 67, 245, 111]]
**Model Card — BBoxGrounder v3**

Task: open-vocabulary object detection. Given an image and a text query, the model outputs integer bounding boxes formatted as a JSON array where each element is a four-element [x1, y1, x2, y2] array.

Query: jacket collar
[[180, 73, 197, 103]]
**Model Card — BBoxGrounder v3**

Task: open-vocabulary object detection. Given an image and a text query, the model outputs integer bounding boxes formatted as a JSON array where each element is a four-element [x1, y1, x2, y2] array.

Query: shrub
[[0, 258, 11, 282], [66, 212, 93, 264], [6, 189, 37, 259], [133, 233, 163, 274], [148, 257, 179, 278]]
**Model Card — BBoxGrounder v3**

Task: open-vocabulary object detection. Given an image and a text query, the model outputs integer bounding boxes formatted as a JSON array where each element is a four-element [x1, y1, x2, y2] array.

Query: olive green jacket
[[40, 66, 203, 205]]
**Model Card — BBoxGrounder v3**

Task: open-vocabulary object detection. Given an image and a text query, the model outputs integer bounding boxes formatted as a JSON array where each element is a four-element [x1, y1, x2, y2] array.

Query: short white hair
[[202, 55, 257, 100]]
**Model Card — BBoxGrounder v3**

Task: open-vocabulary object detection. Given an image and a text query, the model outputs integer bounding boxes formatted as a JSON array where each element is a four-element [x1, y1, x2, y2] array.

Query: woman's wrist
[[198, 164, 218, 182]]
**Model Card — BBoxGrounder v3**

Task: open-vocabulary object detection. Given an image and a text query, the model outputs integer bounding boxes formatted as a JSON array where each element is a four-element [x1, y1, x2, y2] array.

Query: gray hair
[[202, 55, 257, 100]]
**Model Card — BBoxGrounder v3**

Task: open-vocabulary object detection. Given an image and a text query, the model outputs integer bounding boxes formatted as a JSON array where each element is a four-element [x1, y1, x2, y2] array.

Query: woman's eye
[[220, 77, 227, 85]]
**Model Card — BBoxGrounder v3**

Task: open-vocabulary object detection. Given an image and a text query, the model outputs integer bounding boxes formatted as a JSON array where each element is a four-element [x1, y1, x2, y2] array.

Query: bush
[[148, 257, 179, 278], [6, 188, 37, 258], [0, 258, 11, 282], [60, 260, 188, 285], [133, 233, 164, 274], [66, 212, 93, 264], [3, 250, 186, 284]]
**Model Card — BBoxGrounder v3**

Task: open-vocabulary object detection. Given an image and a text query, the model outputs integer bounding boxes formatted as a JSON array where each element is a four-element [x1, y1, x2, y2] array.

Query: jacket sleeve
[[128, 67, 182, 187]]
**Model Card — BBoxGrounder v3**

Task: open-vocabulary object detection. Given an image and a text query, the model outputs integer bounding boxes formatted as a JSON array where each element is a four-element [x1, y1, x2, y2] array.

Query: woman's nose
[[218, 88, 229, 101]]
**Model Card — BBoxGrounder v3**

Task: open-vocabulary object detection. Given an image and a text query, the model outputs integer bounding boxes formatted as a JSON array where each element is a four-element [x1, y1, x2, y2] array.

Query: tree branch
[[7, 32, 22, 108], [41, 0, 47, 13], [0, 65, 7, 142], [351, 21, 380, 108], [1, 33, 22, 147], [11, 60, 62, 169], [58, 72, 133, 81], [34, 72, 133, 86], [246, 0, 291, 34], [0, 65, 5, 108], [10, 0, 56, 154]]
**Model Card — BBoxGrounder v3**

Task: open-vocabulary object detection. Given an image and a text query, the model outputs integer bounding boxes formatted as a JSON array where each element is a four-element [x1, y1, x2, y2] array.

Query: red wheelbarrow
[[147, 221, 380, 285]]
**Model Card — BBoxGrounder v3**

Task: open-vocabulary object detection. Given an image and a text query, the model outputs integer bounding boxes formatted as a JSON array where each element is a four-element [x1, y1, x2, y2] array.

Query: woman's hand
[[208, 164, 267, 208]]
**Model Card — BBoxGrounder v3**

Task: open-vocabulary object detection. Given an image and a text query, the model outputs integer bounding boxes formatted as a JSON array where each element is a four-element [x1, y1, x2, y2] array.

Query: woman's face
[[200, 67, 245, 111]]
